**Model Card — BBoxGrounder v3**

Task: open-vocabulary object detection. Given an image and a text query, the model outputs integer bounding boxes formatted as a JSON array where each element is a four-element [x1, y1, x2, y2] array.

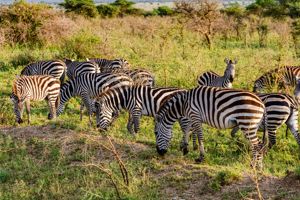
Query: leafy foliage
[[60, 0, 98, 18]]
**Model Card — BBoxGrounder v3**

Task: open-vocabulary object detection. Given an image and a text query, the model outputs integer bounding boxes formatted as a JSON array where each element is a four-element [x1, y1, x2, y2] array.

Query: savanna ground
[[0, 12, 300, 199]]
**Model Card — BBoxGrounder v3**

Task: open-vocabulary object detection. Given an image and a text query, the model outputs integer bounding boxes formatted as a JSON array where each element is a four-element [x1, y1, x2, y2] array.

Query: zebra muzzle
[[156, 146, 167, 156]]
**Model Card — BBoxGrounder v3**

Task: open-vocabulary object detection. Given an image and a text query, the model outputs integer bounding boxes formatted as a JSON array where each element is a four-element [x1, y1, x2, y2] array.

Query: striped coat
[[10, 75, 60, 124], [155, 86, 265, 167]]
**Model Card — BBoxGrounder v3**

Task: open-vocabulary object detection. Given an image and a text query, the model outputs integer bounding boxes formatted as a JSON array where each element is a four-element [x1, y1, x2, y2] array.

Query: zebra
[[253, 66, 300, 92], [64, 59, 100, 80], [197, 58, 237, 88], [94, 85, 189, 136], [21, 60, 66, 83], [107, 68, 155, 87], [231, 93, 300, 148], [155, 86, 266, 168], [57, 73, 133, 123], [87, 58, 129, 73], [10, 75, 60, 124]]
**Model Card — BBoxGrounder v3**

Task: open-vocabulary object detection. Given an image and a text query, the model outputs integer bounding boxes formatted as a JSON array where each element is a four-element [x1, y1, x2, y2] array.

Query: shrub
[[59, 30, 102, 59], [97, 4, 119, 18], [60, 0, 98, 18], [0, 1, 54, 46], [153, 6, 174, 16], [209, 170, 241, 191]]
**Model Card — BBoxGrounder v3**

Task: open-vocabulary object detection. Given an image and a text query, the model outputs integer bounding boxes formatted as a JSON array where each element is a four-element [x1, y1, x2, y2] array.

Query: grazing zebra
[[87, 58, 129, 72], [197, 58, 236, 88], [94, 85, 189, 137], [10, 75, 60, 124], [57, 73, 133, 123], [64, 59, 100, 80], [108, 68, 155, 87], [155, 86, 266, 167], [231, 93, 300, 148], [253, 66, 300, 92], [21, 60, 66, 83]]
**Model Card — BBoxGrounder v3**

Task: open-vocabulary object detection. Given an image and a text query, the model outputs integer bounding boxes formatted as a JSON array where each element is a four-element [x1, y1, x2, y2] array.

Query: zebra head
[[95, 98, 115, 131], [154, 114, 172, 156], [115, 58, 130, 69], [10, 93, 23, 124], [224, 58, 237, 83]]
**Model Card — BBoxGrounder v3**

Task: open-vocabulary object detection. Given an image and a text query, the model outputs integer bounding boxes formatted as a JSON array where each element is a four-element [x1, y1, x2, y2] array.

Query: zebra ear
[[155, 115, 162, 123], [233, 58, 238, 64], [224, 58, 230, 64]]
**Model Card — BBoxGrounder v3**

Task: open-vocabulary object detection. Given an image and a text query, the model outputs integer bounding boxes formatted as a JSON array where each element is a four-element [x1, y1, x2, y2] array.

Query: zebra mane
[[157, 90, 187, 119], [12, 78, 21, 100]]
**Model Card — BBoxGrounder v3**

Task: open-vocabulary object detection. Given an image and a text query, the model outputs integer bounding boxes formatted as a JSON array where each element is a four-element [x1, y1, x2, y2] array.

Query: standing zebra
[[64, 59, 100, 80], [197, 58, 237, 88], [231, 92, 300, 148], [87, 58, 129, 72], [57, 73, 133, 123], [155, 86, 266, 167], [10, 75, 60, 124], [21, 60, 66, 83], [253, 66, 300, 92], [107, 68, 155, 87], [94, 85, 188, 135]]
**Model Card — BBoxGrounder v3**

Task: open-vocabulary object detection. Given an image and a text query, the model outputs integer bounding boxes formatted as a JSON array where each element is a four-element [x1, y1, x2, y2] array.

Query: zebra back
[[65, 60, 100, 80], [253, 66, 300, 92], [108, 68, 155, 87], [87, 58, 130, 72], [21, 60, 66, 82]]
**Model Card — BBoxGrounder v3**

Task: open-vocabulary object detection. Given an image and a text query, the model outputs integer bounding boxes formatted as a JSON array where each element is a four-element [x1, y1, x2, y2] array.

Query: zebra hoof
[[193, 145, 198, 151], [48, 113, 52, 120], [17, 119, 23, 124], [182, 147, 189, 155], [195, 156, 205, 163]]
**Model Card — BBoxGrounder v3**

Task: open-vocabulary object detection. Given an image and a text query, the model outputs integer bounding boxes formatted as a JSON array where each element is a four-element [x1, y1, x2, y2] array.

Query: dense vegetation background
[[0, 0, 300, 199]]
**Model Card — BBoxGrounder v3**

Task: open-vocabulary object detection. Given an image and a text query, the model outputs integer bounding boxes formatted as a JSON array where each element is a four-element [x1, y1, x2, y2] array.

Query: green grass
[[1, 16, 300, 199]]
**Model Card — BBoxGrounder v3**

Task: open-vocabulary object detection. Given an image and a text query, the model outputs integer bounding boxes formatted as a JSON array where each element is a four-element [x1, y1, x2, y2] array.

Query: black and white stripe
[[231, 93, 300, 147], [65, 59, 100, 80], [253, 66, 300, 92], [155, 86, 265, 167], [21, 60, 66, 83], [94, 85, 189, 136], [87, 58, 129, 72], [57, 73, 133, 123], [197, 58, 236, 88], [10, 75, 60, 124], [108, 68, 155, 87]]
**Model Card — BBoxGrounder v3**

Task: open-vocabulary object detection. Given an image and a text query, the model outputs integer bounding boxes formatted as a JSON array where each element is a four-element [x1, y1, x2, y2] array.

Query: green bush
[[60, 0, 98, 18], [97, 4, 119, 18], [153, 6, 174, 16], [60, 30, 102, 59], [209, 170, 241, 191]]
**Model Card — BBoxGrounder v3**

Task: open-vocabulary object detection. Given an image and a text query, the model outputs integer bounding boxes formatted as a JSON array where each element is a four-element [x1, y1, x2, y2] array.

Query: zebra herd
[[10, 57, 300, 168]]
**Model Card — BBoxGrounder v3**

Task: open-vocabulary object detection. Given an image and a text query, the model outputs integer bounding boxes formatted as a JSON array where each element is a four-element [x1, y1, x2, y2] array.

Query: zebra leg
[[25, 100, 30, 124], [48, 97, 57, 120], [267, 130, 277, 148], [286, 112, 300, 146], [191, 120, 205, 163], [231, 126, 239, 138], [81, 94, 93, 125], [178, 117, 192, 155], [241, 127, 263, 169], [132, 107, 142, 134], [127, 113, 134, 135]]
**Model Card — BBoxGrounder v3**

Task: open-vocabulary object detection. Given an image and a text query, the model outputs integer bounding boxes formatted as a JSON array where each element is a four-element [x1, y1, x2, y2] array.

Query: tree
[[175, 0, 222, 49], [60, 0, 98, 18]]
